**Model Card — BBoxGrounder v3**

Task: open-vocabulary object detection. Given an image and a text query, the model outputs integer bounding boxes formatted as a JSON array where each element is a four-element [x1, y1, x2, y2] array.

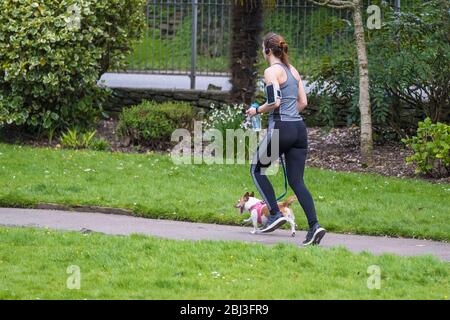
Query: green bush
[[60, 128, 110, 151], [117, 101, 197, 149], [402, 118, 450, 178], [308, 0, 449, 134], [370, 0, 450, 124], [204, 103, 246, 134], [204, 103, 265, 161], [309, 55, 391, 129], [0, 0, 146, 136]]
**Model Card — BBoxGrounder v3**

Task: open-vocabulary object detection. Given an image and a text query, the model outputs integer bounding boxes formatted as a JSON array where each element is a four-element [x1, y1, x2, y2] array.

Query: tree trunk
[[353, 0, 373, 166], [229, 1, 264, 105]]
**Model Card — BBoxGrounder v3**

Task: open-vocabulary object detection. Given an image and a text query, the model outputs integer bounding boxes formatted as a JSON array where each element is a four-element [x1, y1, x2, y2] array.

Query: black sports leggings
[[250, 120, 318, 228]]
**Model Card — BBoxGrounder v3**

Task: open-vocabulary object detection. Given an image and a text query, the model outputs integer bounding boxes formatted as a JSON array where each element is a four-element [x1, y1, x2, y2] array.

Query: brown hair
[[263, 32, 289, 67]]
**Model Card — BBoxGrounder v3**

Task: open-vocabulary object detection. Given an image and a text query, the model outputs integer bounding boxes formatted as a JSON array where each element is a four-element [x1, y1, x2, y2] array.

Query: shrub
[[60, 128, 110, 151], [204, 103, 265, 160], [117, 100, 197, 149], [308, 0, 450, 135], [371, 0, 450, 124], [309, 56, 391, 130], [402, 118, 450, 178], [90, 137, 111, 151], [204, 103, 246, 134], [0, 0, 146, 136]]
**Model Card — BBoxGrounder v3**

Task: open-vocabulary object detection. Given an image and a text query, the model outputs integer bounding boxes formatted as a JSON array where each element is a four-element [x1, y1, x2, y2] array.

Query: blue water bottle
[[250, 102, 261, 132]]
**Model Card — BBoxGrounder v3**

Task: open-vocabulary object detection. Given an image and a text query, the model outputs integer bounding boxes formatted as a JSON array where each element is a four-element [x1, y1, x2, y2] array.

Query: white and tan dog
[[235, 192, 297, 236]]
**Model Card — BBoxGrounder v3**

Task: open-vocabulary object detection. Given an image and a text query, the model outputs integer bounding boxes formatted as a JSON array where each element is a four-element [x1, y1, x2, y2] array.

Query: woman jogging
[[246, 32, 326, 246]]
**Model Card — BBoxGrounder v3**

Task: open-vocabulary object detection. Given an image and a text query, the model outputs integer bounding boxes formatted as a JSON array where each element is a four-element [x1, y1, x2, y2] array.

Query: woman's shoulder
[[264, 64, 279, 73], [288, 64, 302, 82], [263, 65, 278, 80], [265, 63, 301, 81], [269, 63, 299, 75], [265, 63, 286, 77]]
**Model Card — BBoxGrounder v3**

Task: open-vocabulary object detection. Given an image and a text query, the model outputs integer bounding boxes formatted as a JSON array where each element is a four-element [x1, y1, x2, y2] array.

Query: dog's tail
[[281, 196, 297, 207]]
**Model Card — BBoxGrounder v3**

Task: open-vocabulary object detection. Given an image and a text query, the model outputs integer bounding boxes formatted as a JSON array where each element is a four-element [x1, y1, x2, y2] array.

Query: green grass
[[0, 143, 449, 240], [125, 33, 229, 73], [124, 32, 329, 76], [125, 33, 319, 74], [124, 18, 230, 73], [122, 6, 353, 76], [0, 226, 448, 299]]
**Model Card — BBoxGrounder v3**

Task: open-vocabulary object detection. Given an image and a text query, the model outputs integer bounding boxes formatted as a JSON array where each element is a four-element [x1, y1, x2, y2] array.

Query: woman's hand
[[246, 107, 258, 117], [296, 74, 307, 111]]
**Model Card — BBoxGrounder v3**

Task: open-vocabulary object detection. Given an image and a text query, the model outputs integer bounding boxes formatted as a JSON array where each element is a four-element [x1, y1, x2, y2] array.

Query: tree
[[229, 0, 264, 105], [308, 0, 373, 166]]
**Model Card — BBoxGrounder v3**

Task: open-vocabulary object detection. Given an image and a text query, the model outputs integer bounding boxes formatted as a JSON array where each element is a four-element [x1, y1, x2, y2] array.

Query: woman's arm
[[246, 68, 281, 116], [297, 75, 308, 112]]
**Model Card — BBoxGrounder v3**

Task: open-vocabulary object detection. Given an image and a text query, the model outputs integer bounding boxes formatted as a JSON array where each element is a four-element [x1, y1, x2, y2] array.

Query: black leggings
[[250, 120, 318, 228]]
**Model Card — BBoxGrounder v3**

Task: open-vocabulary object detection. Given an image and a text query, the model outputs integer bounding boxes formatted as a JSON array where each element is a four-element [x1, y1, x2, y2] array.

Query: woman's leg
[[284, 121, 318, 228], [284, 146, 318, 228], [250, 122, 280, 214]]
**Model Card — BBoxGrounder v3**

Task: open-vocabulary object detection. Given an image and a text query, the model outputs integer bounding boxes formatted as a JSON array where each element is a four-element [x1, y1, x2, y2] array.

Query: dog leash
[[277, 155, 288, 201]]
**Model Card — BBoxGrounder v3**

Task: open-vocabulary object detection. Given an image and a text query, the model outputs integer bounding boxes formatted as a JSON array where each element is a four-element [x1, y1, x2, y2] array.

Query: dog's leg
[[291, 214, 298, 230], [287, 211, 296, 237], [289, 218, 296, 237], [250, 212, 259, 234]]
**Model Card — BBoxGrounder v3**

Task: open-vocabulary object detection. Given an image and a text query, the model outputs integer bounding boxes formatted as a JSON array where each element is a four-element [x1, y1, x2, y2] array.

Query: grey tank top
[[268, 62, 303, 122]]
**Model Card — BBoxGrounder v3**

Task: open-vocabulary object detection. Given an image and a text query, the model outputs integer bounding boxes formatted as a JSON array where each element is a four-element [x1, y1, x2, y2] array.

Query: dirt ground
[[307, 126, 419, 179]]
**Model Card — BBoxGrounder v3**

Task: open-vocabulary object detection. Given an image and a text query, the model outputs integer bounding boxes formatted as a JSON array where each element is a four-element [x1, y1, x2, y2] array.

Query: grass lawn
[[0, 226, 448, 299], [124, 32, 323, 76], [0, 143, 449, 241], [121, 9, 350, 77], [125, 33, 229, 73]]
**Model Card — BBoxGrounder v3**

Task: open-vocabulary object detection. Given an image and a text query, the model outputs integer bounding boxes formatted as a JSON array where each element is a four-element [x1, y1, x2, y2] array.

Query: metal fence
[[117, 0, 412, 89]]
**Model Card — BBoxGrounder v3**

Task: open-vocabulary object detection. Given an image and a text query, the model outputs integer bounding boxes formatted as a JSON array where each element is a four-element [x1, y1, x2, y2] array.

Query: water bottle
[[250, 102, 261, 132]]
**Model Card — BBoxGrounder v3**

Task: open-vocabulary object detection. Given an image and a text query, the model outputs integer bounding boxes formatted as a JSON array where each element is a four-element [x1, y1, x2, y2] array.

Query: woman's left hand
[[246, 107, 257, 117]]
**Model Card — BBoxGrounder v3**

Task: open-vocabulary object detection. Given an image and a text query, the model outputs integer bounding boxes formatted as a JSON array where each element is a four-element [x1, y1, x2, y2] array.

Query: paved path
[[99, 73, 232, 90], [0, 207, 449, 261]]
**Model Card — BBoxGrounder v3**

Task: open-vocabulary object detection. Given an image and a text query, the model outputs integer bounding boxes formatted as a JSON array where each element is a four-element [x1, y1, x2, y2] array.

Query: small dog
[[235, 192, 297, 236]]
